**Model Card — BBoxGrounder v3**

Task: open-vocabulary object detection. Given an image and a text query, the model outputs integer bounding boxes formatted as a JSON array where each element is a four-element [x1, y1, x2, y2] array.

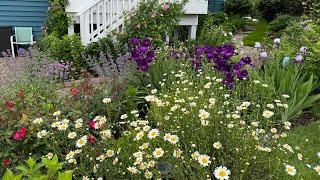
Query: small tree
[[44, 0, 71, 38]]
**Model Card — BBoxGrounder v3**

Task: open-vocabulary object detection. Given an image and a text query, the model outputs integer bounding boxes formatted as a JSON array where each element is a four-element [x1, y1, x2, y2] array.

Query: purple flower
[[191, 44, 251, 89], [192, 60, 202, 72], [141, 38, 152, 47], [129, 37, 155, 72], [18, 48, 26, 57], [129, 37, 140, 45], [293, 54, 304, 64]]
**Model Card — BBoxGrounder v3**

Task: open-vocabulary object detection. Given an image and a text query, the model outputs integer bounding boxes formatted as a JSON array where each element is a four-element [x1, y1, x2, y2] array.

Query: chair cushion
[[15, 27, 32, 43]]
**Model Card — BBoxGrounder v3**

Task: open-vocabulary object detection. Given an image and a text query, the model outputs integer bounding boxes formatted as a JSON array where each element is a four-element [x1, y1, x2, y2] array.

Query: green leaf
[[26, 157, 37, 169], [2, 169, 23, 180], [57, 170, 73, 180]]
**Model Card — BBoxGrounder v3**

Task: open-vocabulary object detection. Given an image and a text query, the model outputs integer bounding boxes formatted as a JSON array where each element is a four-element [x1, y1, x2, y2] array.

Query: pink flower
[[12, 127, 28, 141], [70, 87, 79, 97], [87, 134, 96, 144], [89, 120, 97, 129], [162, 4, 169, 12], [6, 101, 14, 112]]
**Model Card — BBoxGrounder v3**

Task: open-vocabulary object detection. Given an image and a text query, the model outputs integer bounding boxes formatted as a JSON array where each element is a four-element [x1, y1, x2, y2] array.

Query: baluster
[[97, 3, 101, 32], [90, 8, 94, 39], [103, 0, 107, 31], [128, 0, 131, 11], [110, 0, 114, 26], [116, 0, 119, 20]]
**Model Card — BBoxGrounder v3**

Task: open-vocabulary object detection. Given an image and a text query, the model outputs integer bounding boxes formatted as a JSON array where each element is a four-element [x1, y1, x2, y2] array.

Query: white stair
[[67, 0, 208, 45]]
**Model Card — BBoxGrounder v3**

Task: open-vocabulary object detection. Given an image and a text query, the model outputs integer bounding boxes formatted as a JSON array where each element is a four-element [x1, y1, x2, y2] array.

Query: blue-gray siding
[[208, 0, 224, 13], [0, 0, 49, 38]]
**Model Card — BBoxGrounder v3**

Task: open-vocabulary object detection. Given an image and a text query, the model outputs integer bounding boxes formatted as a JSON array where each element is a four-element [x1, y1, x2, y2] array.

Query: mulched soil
[[292, 113, 319, 129]]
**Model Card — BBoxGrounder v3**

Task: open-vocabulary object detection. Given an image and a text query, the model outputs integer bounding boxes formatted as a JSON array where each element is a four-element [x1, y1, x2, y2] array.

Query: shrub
[[224, 16, 248, 32], [120, 0, 184, 47], [39, 34, 85, 74], [224, 0, 255, 16], [197, 16, 233, 46], [269, 15, 295, 33], [44, 0, 70, 38], [257, 0, 303, 21]]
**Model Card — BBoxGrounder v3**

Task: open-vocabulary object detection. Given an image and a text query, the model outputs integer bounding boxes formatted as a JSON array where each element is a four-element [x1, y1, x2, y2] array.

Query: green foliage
[[197, 16, 233, 46], [224, 16, 248, 32], [243, 22, 270, 46], [273, 122, 320, 179], [84, 36, 125, 59], [39, 34, 85, 73], [269, 15, 295, 33], [224, 0, 255, 16], [257, 0, 304, 21], [2, 155, 72, 180], [302, 0, 320, 23], [120, 0, 184, 47], [254, 58, 320, 122], [44, 0, 70, 38]]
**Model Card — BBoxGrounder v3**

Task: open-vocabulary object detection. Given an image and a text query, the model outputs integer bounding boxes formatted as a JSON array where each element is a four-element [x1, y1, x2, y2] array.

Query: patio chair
[[10, 27, 36, 58]]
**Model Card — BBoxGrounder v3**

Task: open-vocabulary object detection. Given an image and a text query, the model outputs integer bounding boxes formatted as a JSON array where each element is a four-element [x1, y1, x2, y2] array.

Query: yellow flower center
[[219, 171, 227, 177], [201, 158, 208, 164]]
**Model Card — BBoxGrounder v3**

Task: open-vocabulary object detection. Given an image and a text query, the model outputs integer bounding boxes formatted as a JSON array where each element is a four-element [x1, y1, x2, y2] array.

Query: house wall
[[0, 0, 49, 38], [208, 0, 224, 13]]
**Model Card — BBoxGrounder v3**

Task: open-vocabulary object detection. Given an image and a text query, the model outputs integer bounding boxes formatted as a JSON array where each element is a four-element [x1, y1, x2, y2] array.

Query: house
[[208, 0, 224, 13], [66, 0, 209, 44], [0, 0, 49, 38], [0, 0, 224, 47]]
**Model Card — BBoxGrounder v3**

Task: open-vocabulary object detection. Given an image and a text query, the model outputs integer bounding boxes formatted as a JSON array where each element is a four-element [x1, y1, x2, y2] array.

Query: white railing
[[77, 0, 140, 44], [74, 0, 208, 44]]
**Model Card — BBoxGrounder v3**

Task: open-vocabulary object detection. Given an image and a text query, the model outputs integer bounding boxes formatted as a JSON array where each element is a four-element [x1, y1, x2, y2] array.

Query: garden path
[[233, 32, 260, 65]]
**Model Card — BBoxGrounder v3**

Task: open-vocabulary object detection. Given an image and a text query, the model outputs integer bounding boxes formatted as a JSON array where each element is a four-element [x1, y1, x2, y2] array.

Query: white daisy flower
[[214, 166, 231, 180], [153, 148, 164, 158], [33, 118, 43, 125], [76, 136, 87, 148], [199, 109, 210, 120], [148, 129, 159, 139], [102, 98, 111, 104], [285, 165, 297, 176], [262, 110, 274, 118], [67, 132, 77, 139], [106, 150, 115, 157], [213, 141, 222, 149], [120, 114, 128, 120], [198, 154, 211, 167]]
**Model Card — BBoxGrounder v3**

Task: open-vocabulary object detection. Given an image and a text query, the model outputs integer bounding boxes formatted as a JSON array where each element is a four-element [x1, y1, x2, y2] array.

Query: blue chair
[[10, 27, 36, 57]]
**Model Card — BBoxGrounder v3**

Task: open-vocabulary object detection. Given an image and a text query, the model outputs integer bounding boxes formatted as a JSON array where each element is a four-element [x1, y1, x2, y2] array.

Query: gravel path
[[233, 32, 260, 66]]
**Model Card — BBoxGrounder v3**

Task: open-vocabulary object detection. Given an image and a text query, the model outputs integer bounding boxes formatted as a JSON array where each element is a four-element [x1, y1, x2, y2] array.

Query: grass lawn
[[243, 22, 270, 47], [275, 121, 320, 179]]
